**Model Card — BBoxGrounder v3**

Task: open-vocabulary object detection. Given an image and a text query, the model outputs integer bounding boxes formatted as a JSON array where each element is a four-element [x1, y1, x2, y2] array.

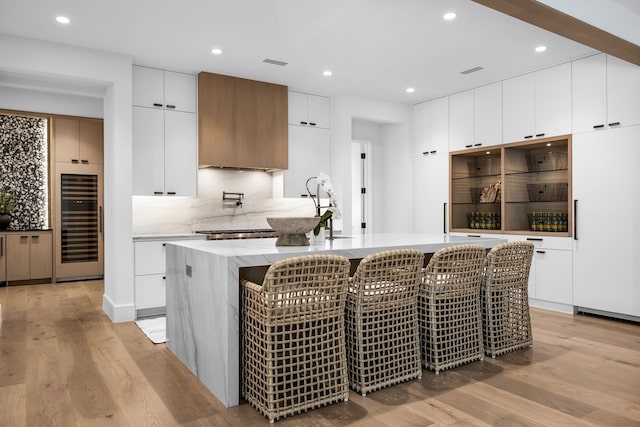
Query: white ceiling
[[0, 0, 636, 104]]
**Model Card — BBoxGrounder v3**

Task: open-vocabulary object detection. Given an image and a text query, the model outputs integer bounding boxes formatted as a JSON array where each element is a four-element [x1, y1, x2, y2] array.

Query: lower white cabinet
[[413, 153, 448, 234], [134, 235, 204, 317], [573, 126, 640, 319]]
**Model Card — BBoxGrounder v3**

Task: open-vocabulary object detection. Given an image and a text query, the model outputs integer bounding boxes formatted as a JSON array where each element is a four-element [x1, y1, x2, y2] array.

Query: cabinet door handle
[[535, 133, 545, 137], [467, 234, 481, 238], [574, 199, 578, 240], [593, 124, 605, 129], [162, 276, 166, 280], [309, 122, 316, 126], [0, 236, 3, 257], [20, 235, 28, 240], [72, 159, 79, 164], [153, 191, 163, 195], [443, 203, 447, 234], [473, 143, 482, 147], [99, 206, 103, 233], [526, 237, 543, 242], [524, 135, 533, 139], [300, 121, 308, 125], [153, 103, 163, 108], [465, 144, 472, 148], [167, 191, 176, 195], [162, 243, 166, 246], [81, 160, 89, 164], [166, 105, 176, 109], [430, 150, 437, 154], [608, 122, 620, 127], [536, 250, 546, 254], [422, 151, 429, 155], [31, 235, 39, 240]]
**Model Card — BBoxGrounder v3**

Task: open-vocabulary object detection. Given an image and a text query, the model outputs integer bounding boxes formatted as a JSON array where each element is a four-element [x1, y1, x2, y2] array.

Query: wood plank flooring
[[0, 280, 638, 426]]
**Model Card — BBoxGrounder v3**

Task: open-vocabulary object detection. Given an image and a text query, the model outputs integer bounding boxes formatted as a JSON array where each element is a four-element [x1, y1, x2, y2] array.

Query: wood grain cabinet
[[53, 117, 103, 164], [132, 66, 197, 197], [6, 231, 52, 282], [198, 72, 288, 170], [450, 135, 572, 237]]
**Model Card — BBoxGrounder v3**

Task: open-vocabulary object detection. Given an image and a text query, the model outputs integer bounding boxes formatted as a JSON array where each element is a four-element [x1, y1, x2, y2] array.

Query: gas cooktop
[[194, 229, 279, 240]]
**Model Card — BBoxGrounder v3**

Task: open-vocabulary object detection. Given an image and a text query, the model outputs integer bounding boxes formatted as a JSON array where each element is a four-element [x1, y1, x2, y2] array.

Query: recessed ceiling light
[[323, 70, 332, 77], [56, 16, 70, 24], [443, 12, 457, 20], [211, 48, 222, 55], [535, 45, 547, 53], [406, 87, 415, 93]]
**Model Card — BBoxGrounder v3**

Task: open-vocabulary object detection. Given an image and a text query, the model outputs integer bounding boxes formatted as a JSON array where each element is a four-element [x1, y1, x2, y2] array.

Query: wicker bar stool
[[419, 244, 486, 374], [241, 254, 351, 423], [482, 241, 534, 358], [345, 249, 425, 396]]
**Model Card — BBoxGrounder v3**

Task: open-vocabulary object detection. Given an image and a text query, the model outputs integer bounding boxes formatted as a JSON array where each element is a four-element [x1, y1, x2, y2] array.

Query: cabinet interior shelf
[[449, 135, 572, 236]]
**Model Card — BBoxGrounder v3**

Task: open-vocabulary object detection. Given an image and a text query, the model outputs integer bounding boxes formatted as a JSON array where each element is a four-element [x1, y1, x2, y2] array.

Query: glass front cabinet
[[450, 135, 572, 236]]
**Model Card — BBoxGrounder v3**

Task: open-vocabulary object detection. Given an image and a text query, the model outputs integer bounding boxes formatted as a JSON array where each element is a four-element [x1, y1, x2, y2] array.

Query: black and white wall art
[[0, 113, 49, 230]]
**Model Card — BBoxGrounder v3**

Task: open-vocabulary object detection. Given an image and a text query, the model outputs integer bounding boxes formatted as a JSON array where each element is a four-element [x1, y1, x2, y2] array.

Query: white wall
[[0, 86, 103, 118], [0, 34, 135, 322], [331, 96, 412, 233]]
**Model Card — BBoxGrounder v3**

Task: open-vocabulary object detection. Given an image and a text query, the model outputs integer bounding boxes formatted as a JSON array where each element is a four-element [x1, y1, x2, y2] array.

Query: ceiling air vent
[[263, 58, 288, 66], [460, 66, 484, 75]]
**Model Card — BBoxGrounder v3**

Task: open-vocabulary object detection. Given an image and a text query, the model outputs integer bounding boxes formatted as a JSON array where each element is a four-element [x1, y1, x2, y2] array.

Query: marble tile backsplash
[[132, 168, 316, 235]]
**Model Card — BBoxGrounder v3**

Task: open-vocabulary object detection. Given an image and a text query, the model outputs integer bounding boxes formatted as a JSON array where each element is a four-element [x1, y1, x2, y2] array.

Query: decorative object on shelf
[[526, 183, 568, 202], [0, 186, 14, 230], [266, 217, 321, 246], [480, 180, 501, 203], [467, 212, 501, 230], [527, 212, 568, 232], [306, 173, 341, 240]]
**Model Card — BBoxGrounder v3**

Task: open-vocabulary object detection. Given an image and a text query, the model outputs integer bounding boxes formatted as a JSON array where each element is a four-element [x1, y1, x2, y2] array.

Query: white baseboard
[[102, 294, 136, 323]]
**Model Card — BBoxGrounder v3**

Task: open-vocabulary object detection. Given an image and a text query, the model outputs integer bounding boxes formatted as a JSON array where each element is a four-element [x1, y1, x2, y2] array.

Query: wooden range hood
[[198, 72, 288, 171]]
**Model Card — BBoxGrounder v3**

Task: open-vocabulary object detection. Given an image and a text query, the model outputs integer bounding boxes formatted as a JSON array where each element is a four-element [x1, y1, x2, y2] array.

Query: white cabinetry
[[413, 97, 448, 156], [288, 91, 330, 129], [573, 126, 640, 319], [412, 154, 448, 234], [572, 54, 640, 134], [134, 235, 205, 318], [449, 82, 502, 151], [283, 91, 331, 197], [503, 63, 571, 143], [132, 66, 197, 197], [413, 96, 449, 234]]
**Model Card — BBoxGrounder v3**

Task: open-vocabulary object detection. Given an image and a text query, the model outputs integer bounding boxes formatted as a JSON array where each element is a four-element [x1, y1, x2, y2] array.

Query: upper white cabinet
[[132, 65, 197, 197], [503, 63, 571, 143], [449, 82, 502, 151], [133, 66, 196, 113], [288, 91, 330, 129], [572, 53, 640, 134], [283, 125, 330, 198], [413, 96, 448, 157]]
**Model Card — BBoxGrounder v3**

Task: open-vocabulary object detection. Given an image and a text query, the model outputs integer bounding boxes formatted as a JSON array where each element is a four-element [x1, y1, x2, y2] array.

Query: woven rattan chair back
[[346, 249, 425, 396], [242, 254, 351, 423], [482, 241, 534, 358], [419, 244, 486, 374]]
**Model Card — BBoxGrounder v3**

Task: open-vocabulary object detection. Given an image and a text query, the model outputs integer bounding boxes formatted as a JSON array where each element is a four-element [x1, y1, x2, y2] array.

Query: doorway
[[351, 140, 372, 235]]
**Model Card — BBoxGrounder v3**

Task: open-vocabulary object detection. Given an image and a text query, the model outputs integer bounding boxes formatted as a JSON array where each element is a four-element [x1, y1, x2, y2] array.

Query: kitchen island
[[165, 233, 506, 407]]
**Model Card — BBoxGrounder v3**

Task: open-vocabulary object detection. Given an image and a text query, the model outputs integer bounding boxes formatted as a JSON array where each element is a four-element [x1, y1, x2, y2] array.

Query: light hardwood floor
[[0, 280, 638, 426]]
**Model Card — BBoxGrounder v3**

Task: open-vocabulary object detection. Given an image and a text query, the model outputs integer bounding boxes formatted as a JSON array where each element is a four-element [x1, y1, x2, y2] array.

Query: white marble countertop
[[169, 233, 505, 267]]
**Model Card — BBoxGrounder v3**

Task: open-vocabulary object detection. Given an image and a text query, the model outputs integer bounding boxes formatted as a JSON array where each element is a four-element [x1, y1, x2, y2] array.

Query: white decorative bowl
[[267, 217, 320, 246]]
